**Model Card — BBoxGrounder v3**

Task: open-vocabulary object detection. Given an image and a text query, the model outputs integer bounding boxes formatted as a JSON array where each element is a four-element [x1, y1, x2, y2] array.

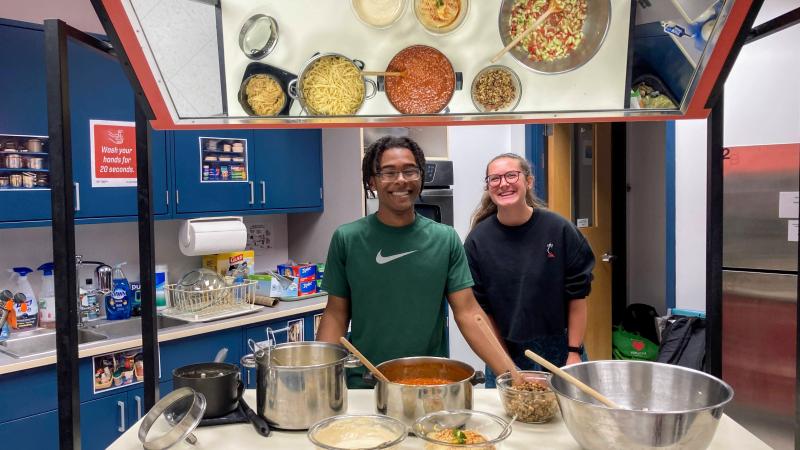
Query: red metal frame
[[98, 0, 755, 130]]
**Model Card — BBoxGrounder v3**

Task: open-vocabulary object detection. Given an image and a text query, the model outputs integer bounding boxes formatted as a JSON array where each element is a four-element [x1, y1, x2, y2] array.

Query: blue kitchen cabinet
[[173, 130, 257, 214], [159, 328, 243, 381], [80, 391, 129, 450], [252, 129, 323, 210], [0, 409, 58, 450], [0, 365, 58, 423]]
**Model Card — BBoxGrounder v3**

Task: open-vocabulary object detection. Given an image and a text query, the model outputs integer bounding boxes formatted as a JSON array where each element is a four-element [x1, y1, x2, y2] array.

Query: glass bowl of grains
[[470, 65, 521, 113], [496, 370, 559, 423]]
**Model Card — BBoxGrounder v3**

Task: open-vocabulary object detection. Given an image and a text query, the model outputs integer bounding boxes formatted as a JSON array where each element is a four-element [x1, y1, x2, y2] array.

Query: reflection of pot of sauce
[[380, 45, 462, 115]]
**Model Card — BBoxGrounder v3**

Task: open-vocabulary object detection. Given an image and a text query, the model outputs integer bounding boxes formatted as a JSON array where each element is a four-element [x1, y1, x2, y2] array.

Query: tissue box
[[277, 263, 316, 281], [249, 272, 284, 298], [204, 251, 255, 277]]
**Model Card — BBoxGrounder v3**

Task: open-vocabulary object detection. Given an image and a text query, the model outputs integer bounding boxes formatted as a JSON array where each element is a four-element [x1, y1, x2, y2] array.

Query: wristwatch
[[567, 344, 584, 354]]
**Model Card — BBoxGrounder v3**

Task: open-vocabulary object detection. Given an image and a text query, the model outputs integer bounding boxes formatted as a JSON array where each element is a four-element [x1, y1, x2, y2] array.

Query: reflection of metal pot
[[287, 53, 377, 116], [241, 341, 360, 430], [498, 0, 611, 74], [379, 45, 463, 115], [366, 356, 485, 427], [4, 154, 22, 169], [25, 157, 44, 169]]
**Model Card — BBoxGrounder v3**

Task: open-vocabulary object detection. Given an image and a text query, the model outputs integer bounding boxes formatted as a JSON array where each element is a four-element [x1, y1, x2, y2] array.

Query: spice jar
[[4, 154, 22, 169], [22, 172, 36, 189], [26, 139, 43, 152], [9, 174, 22, 188]]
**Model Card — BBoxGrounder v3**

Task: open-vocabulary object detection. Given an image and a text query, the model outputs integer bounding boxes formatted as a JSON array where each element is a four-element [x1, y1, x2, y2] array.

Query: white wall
[[0, 215, 288, 297], [673, 0, 800, 311], [448, 124, 526, 372], [626, 122, 667, 314]]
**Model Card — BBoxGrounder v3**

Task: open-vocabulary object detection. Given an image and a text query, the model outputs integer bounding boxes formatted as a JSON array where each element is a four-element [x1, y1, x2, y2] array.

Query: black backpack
[[656, 316, 706, 371], [621, 303, 661, 345]]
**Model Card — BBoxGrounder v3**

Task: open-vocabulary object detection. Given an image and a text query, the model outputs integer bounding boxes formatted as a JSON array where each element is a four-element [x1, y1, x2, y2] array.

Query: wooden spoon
[[339, 337, 390, 384], [524, 349, 620, 409], [491, 0, 564, 63], [361, 71, 406, 77], [474, 314, 525, 385]]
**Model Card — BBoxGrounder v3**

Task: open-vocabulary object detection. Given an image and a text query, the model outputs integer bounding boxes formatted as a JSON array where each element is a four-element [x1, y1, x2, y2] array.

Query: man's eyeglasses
[[485, 171, 522, 187], [377, 167, 422, 182]]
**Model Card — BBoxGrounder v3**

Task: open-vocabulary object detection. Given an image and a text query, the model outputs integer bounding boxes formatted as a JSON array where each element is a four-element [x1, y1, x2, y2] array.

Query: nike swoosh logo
[[375, 249, 418, 265]]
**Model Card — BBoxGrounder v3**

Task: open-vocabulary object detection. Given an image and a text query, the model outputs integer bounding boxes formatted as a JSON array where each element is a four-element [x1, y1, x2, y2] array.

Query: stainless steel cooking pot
[[287, 52, 377, 116], [368, 356, 485, 427], [241, 341, 360, 430]]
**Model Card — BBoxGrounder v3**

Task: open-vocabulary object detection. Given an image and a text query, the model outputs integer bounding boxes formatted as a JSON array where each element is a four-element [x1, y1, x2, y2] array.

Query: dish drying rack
[[161, 280, 263, 322]]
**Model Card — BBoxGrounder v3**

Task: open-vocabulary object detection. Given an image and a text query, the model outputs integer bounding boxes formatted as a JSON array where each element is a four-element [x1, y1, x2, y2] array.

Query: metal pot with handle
[[287, 52, 377, 116], [241, 340, 361, 430], [365, 356, 485, 426]]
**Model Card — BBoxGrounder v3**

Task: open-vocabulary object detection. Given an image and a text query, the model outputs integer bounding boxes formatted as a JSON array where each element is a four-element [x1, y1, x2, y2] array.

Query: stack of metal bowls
[[550, 360, 734, 450]]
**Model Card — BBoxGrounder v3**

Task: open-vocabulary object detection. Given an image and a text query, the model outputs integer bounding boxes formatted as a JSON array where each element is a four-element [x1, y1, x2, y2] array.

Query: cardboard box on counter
[[203, 251, 255, 278], [249, 270, 317, 298]]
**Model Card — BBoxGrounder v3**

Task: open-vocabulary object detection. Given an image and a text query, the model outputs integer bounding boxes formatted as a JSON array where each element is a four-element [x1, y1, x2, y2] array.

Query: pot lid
[[138, 387, 206, 450]]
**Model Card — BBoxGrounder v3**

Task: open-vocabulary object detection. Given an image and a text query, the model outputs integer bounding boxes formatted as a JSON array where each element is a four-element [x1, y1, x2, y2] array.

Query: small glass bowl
[[238, 14, 279, 60], [496, 370, 559, 423], [350, 0, 408, 30], [308, 414, 408, 450], [413, 0, 470, 36], [470, 65, 522, 113], [412, 409, 511, 449]]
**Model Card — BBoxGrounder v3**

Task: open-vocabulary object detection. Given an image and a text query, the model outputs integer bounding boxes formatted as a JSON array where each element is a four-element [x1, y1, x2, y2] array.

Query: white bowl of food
[[351, 0, 408, 29], [307, 414, 408, 450], [414, 0, 470, 35], [413, 409, 512, 449]]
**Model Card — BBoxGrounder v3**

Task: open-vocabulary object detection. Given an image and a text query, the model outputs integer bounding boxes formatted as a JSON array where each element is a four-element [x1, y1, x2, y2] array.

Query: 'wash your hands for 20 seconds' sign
[[90, 119, 137, 188]]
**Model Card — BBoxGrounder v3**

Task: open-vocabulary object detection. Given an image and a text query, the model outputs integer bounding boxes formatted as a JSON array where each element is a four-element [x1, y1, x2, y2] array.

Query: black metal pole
[[705, 91, 724, 378], [135, 104, 159, 410], [44, 19, 81, 450]]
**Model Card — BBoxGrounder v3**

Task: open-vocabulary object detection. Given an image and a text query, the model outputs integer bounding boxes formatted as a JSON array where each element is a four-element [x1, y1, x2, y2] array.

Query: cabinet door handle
[[117, 400, 126, 432], [249, 181, 255, 205], [74, 182, 81, 211], [165, 190, 169, 206], [176, 190, 180, 205], [135, 395, 143, 421], [261, 181, 266, 205]]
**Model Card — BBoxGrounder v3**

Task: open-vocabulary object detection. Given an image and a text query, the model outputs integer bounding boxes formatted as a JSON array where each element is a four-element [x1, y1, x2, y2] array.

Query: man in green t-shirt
[[317, 136, 511, 388]]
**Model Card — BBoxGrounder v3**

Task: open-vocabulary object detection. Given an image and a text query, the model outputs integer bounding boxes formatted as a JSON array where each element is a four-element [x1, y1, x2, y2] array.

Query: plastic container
[[106, 262, 132, 320], [155, 264, 169, 310], [10, 267, 38, 329], [37, 263, 56, 328]]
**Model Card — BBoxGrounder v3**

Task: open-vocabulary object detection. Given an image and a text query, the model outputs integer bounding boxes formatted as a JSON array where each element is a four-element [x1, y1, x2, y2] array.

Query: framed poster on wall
[[198, 136, 248, 183]]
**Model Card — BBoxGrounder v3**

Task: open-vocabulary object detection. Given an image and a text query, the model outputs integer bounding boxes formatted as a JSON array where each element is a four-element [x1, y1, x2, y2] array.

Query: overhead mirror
[[103, 0, 748, 127]]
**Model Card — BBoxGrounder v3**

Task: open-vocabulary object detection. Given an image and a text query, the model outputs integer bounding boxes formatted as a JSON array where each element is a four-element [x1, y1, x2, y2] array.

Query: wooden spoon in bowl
[[524, 349, 620, 409], [339, 337, 390, 384], [474, 314, 525, 385], [490, 0, 564, 63]]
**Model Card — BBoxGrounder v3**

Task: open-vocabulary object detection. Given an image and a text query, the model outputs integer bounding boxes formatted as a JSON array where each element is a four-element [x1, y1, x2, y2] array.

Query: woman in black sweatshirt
[[464, 153, 595, 387]]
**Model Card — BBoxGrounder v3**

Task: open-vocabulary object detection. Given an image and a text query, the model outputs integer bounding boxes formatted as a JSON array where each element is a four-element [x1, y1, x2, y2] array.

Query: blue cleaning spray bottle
[[106, 262, 132, 320]]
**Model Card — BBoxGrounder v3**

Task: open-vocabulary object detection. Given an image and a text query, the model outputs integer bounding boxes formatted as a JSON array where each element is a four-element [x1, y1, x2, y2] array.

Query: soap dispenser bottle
[[10, 267, 38, 329], [106, 262, 132, 320], [37, 263, 56, 328]]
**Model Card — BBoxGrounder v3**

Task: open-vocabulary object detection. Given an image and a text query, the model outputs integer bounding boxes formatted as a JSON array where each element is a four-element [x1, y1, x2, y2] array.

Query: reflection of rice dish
[[245, 74, 285, 116], [352, 0, 405, 27]]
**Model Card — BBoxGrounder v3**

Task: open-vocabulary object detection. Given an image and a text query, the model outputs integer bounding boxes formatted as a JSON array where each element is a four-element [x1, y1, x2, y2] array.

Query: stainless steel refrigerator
[[722, 143, 799, 449]]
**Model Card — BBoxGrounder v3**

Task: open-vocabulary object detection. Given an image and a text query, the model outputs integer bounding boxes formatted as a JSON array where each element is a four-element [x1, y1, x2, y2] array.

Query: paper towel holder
[[178, 216, 247, 256]]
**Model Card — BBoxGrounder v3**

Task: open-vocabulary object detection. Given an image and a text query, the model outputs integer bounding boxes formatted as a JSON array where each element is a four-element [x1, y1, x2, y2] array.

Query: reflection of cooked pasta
[[510, 0, 588, 62], [245, 75, 285, 116], [426, 429, 494, 450], [302, 56, 365, 116]]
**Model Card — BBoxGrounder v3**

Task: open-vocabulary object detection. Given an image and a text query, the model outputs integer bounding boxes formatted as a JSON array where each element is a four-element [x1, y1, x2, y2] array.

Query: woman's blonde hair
[[470, 153, 546, 230]]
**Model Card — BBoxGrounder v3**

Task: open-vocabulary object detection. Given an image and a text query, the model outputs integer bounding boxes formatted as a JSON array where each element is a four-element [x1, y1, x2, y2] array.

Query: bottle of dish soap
[[10, 267, 38, 330], [37, 263, 57, 329], [106, 262, 132, 321]]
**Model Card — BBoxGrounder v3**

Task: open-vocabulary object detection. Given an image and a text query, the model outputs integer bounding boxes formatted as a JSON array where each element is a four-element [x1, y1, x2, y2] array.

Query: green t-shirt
[[322, 213, 474, 388]]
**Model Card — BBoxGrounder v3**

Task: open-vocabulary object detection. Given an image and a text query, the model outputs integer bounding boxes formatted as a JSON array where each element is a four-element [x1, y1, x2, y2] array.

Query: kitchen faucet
[[76, 256, 105, 327]]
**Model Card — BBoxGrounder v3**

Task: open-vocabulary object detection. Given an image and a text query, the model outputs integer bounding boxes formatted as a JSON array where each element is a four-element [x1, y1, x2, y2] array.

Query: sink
[[89, 316, 189, 338], [0, 329, 107, 358]]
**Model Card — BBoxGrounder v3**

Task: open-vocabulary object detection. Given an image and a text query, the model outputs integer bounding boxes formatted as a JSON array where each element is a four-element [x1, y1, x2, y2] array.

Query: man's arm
[[316, 295, 351, 344], [447, 288, 515, 376], [566, 298, 587, 365]]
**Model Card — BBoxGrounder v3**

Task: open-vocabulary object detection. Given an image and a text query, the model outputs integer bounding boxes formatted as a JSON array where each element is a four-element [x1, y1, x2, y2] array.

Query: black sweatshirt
[[464, 209, 595, 343]]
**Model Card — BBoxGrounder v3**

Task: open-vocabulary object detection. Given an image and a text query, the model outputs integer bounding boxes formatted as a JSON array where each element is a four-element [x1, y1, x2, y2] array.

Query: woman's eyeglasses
[[485, 171, 522, 187], [376, 167, 422, 182]]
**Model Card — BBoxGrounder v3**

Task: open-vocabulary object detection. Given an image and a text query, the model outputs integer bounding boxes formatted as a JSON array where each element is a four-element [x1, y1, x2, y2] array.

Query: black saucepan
[[173, 362, 240, 419]]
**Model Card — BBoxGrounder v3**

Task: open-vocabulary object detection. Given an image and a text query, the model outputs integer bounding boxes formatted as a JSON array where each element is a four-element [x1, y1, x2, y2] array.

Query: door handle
[[601, 253, 616, 263], [135, 395, 143, 421], [261, 181, 266, 205], [117, 400, 126, 432], [74, 182, 80, 211], [165, 190, 169, 206], [249, 181, 255, 205], [176, 190, 180, 205]]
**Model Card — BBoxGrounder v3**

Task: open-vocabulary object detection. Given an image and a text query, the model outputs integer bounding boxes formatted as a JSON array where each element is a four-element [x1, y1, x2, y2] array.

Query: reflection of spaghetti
[[245, 75, 285, 116], [302, 56, 364, 116], [106, 129, 125, 145]]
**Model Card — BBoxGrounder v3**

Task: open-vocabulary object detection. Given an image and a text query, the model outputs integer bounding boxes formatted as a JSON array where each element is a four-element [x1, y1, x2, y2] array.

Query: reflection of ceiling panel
[[93, 0, 759, 128]]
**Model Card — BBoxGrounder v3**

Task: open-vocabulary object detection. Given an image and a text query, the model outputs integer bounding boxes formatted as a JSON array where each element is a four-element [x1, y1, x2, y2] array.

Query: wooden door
[[548, 124, 613, 360]]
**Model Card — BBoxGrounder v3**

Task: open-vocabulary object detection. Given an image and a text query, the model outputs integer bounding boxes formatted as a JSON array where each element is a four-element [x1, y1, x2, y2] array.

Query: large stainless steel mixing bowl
[[550, 360, 734, 450], [498, 0, 611, 74]]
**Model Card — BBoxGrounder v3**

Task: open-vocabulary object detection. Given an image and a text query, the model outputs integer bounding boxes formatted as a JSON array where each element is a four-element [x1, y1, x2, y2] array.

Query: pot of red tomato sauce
[[364, 356, 485, 426], [378, 45, 463, 115]]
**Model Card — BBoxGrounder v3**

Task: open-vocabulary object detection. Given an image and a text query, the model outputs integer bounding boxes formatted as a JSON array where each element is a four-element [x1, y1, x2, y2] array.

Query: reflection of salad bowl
[[498, 0, 611, 74]]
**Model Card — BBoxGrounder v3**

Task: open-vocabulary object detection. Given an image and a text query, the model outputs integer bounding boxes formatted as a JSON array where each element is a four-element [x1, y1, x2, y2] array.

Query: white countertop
[[109, 389, 769, 449], [221, 0, 632, 117], [0, 297, 327, 375]]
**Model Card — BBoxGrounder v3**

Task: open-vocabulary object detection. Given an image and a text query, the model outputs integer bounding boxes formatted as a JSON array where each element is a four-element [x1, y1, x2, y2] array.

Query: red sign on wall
[[90, 120, 137, 188]]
